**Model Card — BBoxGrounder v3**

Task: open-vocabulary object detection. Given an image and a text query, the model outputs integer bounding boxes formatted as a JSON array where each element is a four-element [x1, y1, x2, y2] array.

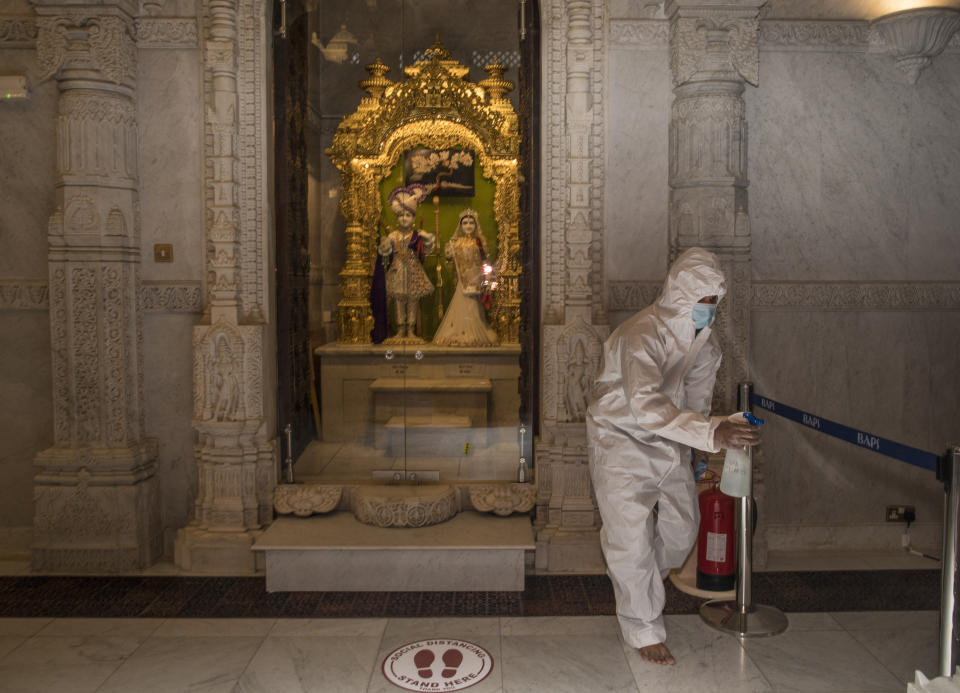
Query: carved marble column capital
[[666, 1, 764, 87], [33, 7, 137, 87]]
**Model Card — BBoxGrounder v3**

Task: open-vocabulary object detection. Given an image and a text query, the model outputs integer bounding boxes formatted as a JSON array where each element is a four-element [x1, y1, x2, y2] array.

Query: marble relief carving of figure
[[432, 209, 498, 347], [377, 184, 436, 344], [564, 338, 591, 421], [212, 336, 240, 421]]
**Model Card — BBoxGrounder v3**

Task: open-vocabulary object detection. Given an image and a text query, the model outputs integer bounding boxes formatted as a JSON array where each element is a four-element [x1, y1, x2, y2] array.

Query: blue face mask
[[692, 303, 716, 330]]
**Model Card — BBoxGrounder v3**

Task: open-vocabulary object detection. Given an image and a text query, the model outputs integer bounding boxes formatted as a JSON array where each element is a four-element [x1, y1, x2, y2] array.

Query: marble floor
[[0, 610, 940, 693], [0, 551, 943, 692]]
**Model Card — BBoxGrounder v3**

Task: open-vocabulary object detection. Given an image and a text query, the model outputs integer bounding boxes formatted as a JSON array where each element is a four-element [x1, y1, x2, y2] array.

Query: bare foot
[[638, 643, 675, 665]]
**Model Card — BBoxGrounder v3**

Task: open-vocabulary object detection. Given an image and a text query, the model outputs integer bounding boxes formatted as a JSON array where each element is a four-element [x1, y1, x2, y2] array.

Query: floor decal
[[382, 638, 493, 691]]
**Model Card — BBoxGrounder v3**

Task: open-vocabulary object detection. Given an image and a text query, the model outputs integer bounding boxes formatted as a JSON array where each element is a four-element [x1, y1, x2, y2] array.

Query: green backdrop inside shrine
[[378, 150, 498, 340]]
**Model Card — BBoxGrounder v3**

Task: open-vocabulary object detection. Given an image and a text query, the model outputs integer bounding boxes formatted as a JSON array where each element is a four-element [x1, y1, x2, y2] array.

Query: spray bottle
[[719, 411, 763, 498]]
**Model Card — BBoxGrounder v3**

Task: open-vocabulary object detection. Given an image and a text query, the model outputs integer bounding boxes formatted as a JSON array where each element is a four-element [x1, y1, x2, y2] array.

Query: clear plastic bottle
[[718, 411, 762, 498]]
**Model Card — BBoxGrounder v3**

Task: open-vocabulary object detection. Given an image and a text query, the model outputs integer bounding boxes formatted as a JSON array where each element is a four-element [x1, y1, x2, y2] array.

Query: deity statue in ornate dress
[[375, 184, 436, 344], [433, 209, 498, 347]]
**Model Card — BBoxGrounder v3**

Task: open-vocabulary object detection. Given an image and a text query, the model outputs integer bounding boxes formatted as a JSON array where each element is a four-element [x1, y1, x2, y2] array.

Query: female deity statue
[[377, 184, 436, 343], [432, 209, 498, 347]]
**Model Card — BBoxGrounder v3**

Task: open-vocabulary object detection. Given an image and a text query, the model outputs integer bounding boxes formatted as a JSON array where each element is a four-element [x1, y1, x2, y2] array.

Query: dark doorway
[[274, 2, 314, 465]]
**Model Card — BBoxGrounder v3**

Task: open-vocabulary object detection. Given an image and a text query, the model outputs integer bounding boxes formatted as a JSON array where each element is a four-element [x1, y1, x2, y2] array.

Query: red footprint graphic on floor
[[441, 648, 463, 679], [414, 648, 435, 678]]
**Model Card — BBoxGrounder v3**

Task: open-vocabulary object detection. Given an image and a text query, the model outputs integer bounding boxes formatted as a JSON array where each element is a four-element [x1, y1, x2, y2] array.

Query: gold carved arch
[[327, 41, 521, 345]]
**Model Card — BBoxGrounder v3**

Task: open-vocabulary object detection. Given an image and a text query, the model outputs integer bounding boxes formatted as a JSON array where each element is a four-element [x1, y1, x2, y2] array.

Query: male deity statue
[[376, 184, 436, 343]]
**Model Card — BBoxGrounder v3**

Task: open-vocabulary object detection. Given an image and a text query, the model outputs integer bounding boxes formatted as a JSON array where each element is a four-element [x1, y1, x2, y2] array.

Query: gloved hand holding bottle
[[718, 412, 763, 498], [713, 412, 762, 450]]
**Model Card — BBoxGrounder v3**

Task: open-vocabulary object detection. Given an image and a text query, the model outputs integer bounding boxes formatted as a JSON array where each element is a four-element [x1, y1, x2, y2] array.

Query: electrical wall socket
[[886, 505, 915, 522]]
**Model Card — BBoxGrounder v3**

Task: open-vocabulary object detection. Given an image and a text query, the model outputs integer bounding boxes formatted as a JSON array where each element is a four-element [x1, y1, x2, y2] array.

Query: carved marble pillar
[[535, 0, 609, 573], [174, 0, 277, 574], [30, 0, 161, 572], [666, 0, 767, 565]]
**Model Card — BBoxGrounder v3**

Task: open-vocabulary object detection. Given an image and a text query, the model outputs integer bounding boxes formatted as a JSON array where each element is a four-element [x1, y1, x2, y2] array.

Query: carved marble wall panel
[[535, 0, 609, 569], [0, 282, 49, 310], [2, 14, 200, 48], [140, 281, 204, 312], [607, 281, 661, 313], [752, 282, 960, 310], [610, 19, 668, 47], [0, 281, 204, 312], [607, 16, 955, 54], [193, 321, 263, 425], [760, 20, 870, 51], [542, 0, 606, 327], [543, 319, 605, 425], [0, 16, 38, 46], [175, 0, 276, 574], [533, 442, 604, 573], [45, 262, 146, 447], [135, 18, 199, 46]]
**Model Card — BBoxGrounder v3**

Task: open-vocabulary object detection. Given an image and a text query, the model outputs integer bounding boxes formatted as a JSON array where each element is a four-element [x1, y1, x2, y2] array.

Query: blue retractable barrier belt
[[751, 393, 939, 472]]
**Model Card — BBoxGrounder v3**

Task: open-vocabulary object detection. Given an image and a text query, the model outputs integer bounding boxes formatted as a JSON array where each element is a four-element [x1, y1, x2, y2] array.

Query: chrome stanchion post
[[283, 423, 295, 484], [737, 495, 751, 614], [737, 381, 754, 618], [700, 382, 788, 638], [939, 446, 960, 677]]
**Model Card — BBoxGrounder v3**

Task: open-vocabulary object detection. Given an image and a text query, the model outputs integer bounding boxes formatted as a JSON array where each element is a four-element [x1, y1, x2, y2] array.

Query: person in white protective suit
[[586, 247, 761, 665]]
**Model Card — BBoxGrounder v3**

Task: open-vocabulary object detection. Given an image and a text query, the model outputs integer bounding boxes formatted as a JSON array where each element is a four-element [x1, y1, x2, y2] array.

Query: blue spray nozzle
[[744, 412, 764, 426], [694, 459, 708, 481]]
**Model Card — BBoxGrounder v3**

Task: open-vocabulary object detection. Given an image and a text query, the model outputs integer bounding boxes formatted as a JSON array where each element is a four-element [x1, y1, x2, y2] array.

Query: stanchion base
[[699, 600, 788, 638]]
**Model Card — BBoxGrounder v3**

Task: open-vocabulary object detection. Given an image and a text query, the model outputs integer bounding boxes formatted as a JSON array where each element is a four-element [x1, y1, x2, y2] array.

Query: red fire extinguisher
[[696, 483, 736, 591]]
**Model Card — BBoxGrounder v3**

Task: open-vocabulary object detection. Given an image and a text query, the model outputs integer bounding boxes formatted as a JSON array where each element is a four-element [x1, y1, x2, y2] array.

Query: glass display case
[[291, 1, 534, 489]]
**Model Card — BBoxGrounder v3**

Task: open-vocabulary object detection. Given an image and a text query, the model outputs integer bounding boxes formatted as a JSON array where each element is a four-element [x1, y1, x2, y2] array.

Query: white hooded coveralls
[[586, 247, 727, 649]]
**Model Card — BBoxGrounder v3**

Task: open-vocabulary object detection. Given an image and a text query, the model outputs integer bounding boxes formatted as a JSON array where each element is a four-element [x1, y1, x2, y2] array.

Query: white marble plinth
[[253, 511, 535, 591]]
